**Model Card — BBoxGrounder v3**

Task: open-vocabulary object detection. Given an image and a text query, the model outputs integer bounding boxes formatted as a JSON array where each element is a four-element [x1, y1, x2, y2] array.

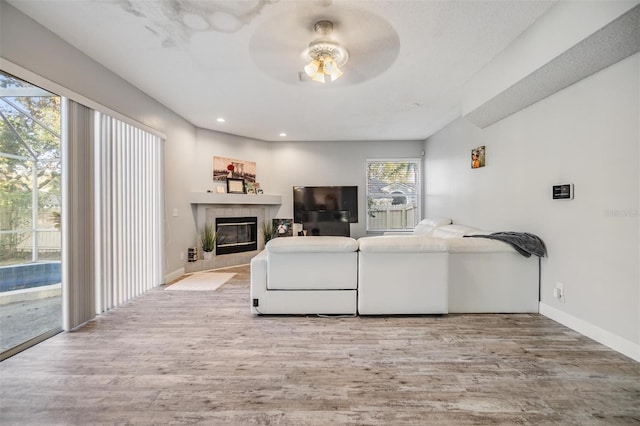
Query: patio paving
[[0, 295, 62, 353]]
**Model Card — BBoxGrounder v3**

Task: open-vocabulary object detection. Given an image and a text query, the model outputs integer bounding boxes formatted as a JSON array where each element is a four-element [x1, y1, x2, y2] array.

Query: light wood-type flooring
[[1, 265, 639, 425]]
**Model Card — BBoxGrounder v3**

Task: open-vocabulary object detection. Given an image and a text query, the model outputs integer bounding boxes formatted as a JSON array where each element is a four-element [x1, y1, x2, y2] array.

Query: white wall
[[269, 140, 424, 238], [425, 54, 640, 358]]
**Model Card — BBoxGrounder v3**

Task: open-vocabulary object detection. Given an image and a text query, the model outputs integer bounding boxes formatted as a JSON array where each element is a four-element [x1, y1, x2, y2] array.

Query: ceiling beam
[[463, 3, 640, 128]]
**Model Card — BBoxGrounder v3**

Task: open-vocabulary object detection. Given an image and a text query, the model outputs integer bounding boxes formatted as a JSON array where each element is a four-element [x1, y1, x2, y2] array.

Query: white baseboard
[[539, 302, 639, 362], [164, 267, 185, 284]]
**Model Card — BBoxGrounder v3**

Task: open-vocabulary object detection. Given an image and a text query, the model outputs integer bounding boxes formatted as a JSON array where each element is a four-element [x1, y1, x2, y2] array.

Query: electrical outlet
[[555, 282, 565, 303], [180, 251, 184, 261]]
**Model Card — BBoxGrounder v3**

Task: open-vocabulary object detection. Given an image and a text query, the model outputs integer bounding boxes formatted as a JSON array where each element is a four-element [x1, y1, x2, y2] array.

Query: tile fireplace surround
[[188, 193, 281, 273]]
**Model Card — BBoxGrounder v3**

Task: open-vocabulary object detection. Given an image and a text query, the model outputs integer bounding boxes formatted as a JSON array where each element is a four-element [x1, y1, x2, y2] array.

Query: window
[[366, 159, 421, 232]]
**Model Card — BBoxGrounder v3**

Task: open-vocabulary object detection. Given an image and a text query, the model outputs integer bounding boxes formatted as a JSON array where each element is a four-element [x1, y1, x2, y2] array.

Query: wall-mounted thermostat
[[553, 184, 574, 200]]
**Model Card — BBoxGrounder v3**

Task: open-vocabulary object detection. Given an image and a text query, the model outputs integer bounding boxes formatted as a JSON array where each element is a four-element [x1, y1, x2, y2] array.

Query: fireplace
[[215, 216, 258, 255]]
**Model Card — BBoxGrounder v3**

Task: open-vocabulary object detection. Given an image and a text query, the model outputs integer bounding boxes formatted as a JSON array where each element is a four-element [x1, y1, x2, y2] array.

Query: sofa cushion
[[413, 223, 436, 235], [418, 217, 453, 227], [407, 217, 452, 235], [358, 235, 448, 253], [266, 236, 358, 253], [432, 224, 480, 239]]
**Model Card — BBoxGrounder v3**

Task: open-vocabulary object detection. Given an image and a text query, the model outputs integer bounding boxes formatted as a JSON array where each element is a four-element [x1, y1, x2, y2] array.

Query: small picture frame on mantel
[[226, 177, 245, 194], [246, 182, 256, 194]]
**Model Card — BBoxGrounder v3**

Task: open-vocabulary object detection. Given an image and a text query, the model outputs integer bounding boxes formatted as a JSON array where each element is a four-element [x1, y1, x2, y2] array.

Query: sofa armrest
[[250, 250, 268, 313]]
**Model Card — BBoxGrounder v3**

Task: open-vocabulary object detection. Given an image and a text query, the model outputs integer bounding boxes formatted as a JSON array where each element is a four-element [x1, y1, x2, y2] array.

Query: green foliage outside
[[367, 161, 416, 184], [0, 72, 61, 264]]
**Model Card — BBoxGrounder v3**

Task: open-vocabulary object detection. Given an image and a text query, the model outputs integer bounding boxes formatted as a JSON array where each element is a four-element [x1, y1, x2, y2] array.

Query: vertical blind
[[94, 112, 163, 314], [62, 99, 96, 330]]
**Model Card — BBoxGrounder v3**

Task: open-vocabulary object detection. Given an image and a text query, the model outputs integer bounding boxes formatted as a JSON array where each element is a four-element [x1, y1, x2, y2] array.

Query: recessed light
[[216, 117, 225, 123], [279, 132, 287, 137]]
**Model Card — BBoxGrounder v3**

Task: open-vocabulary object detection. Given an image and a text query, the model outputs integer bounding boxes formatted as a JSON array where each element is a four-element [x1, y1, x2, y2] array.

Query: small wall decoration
[[273, 218, 293, 237], [213, 156, 257, 182], [471, 146, 486, 169]]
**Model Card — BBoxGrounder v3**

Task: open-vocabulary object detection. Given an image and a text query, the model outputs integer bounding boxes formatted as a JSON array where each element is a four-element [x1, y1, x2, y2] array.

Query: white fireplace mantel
[[189, 192, 281, 206]]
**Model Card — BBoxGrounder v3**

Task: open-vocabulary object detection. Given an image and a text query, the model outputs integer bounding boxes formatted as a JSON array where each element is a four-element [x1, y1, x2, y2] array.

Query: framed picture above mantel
[[213, 156, 256, 182], [226, 177, 246, 194]]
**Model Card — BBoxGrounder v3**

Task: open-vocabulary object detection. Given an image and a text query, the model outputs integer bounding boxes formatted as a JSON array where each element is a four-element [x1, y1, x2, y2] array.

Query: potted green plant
[[261, 221, 275, 245], [200, 224, 217, 260]]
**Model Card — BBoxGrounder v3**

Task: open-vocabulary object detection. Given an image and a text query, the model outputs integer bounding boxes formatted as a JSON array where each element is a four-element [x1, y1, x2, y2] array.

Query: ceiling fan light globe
[[330, 68, 343, 81], [322, 56, 337, 73], [304, 60, 320, 77], [311, 72, 326, 83]]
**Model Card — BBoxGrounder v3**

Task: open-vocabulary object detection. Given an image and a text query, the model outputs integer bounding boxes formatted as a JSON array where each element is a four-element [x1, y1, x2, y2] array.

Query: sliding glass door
[[0, 71, 62, 359]]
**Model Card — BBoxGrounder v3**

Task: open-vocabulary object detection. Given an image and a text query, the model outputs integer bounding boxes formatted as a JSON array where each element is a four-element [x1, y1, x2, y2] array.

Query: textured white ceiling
[[9, 0, 557, 141]]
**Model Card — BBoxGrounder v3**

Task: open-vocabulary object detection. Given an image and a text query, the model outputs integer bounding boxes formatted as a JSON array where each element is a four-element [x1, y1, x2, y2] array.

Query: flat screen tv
[[293, 186, 358, 224]]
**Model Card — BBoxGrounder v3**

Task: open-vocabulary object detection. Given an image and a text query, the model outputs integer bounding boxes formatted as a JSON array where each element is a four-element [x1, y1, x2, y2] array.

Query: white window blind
[[95, 113, 163, 313], [366, 159, 421, 232]]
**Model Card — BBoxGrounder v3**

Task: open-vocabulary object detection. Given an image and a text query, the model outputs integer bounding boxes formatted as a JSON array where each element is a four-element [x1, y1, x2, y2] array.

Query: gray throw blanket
[[465, 232, 547, 258]]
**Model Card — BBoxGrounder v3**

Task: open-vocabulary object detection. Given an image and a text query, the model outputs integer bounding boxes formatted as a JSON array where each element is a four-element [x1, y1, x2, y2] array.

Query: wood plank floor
[[1, 265, 638, 425]]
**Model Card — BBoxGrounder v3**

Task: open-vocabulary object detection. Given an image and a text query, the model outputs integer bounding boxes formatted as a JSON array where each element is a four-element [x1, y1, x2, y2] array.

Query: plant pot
[[203, 251, 213, 261]]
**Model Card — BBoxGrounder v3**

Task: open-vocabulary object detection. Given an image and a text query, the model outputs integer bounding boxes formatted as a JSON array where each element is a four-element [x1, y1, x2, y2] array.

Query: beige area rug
[[165, 271, 236, 291]]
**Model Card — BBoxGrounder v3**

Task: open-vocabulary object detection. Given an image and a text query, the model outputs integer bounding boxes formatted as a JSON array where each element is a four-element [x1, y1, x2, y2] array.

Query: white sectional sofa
[[250, 218, 542, 315], [250, 236, 358, 315]]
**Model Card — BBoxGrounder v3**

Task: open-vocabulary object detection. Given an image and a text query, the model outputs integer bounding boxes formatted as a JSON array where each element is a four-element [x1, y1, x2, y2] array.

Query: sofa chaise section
[[446, 236, 539, 313], [250, 236, 358, 315], [431, 224, 540, 313]]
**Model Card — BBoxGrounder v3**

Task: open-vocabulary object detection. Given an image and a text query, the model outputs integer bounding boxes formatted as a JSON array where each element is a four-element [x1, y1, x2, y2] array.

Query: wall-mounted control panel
[[553, 184, 574, 200]]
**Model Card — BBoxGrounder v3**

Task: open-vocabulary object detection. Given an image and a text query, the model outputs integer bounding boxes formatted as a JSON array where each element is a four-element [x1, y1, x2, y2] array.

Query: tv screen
[[293, 186, 358, 223], [301, 210, 350, 237]]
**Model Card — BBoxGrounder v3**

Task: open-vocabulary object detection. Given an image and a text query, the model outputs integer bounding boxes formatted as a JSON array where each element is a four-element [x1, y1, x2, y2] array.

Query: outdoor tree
[[0, 72, 61, 262]]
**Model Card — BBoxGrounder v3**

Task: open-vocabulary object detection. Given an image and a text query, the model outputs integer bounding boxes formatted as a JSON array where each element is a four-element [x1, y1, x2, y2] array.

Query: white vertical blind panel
[[61, 99, 96, 330], [95, 113, 163, 313], [93, 111, 102, 314]]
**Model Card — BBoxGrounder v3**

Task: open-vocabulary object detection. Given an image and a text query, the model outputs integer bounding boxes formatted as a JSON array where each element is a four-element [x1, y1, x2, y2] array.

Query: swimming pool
[[0, 262, 62, 292]]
